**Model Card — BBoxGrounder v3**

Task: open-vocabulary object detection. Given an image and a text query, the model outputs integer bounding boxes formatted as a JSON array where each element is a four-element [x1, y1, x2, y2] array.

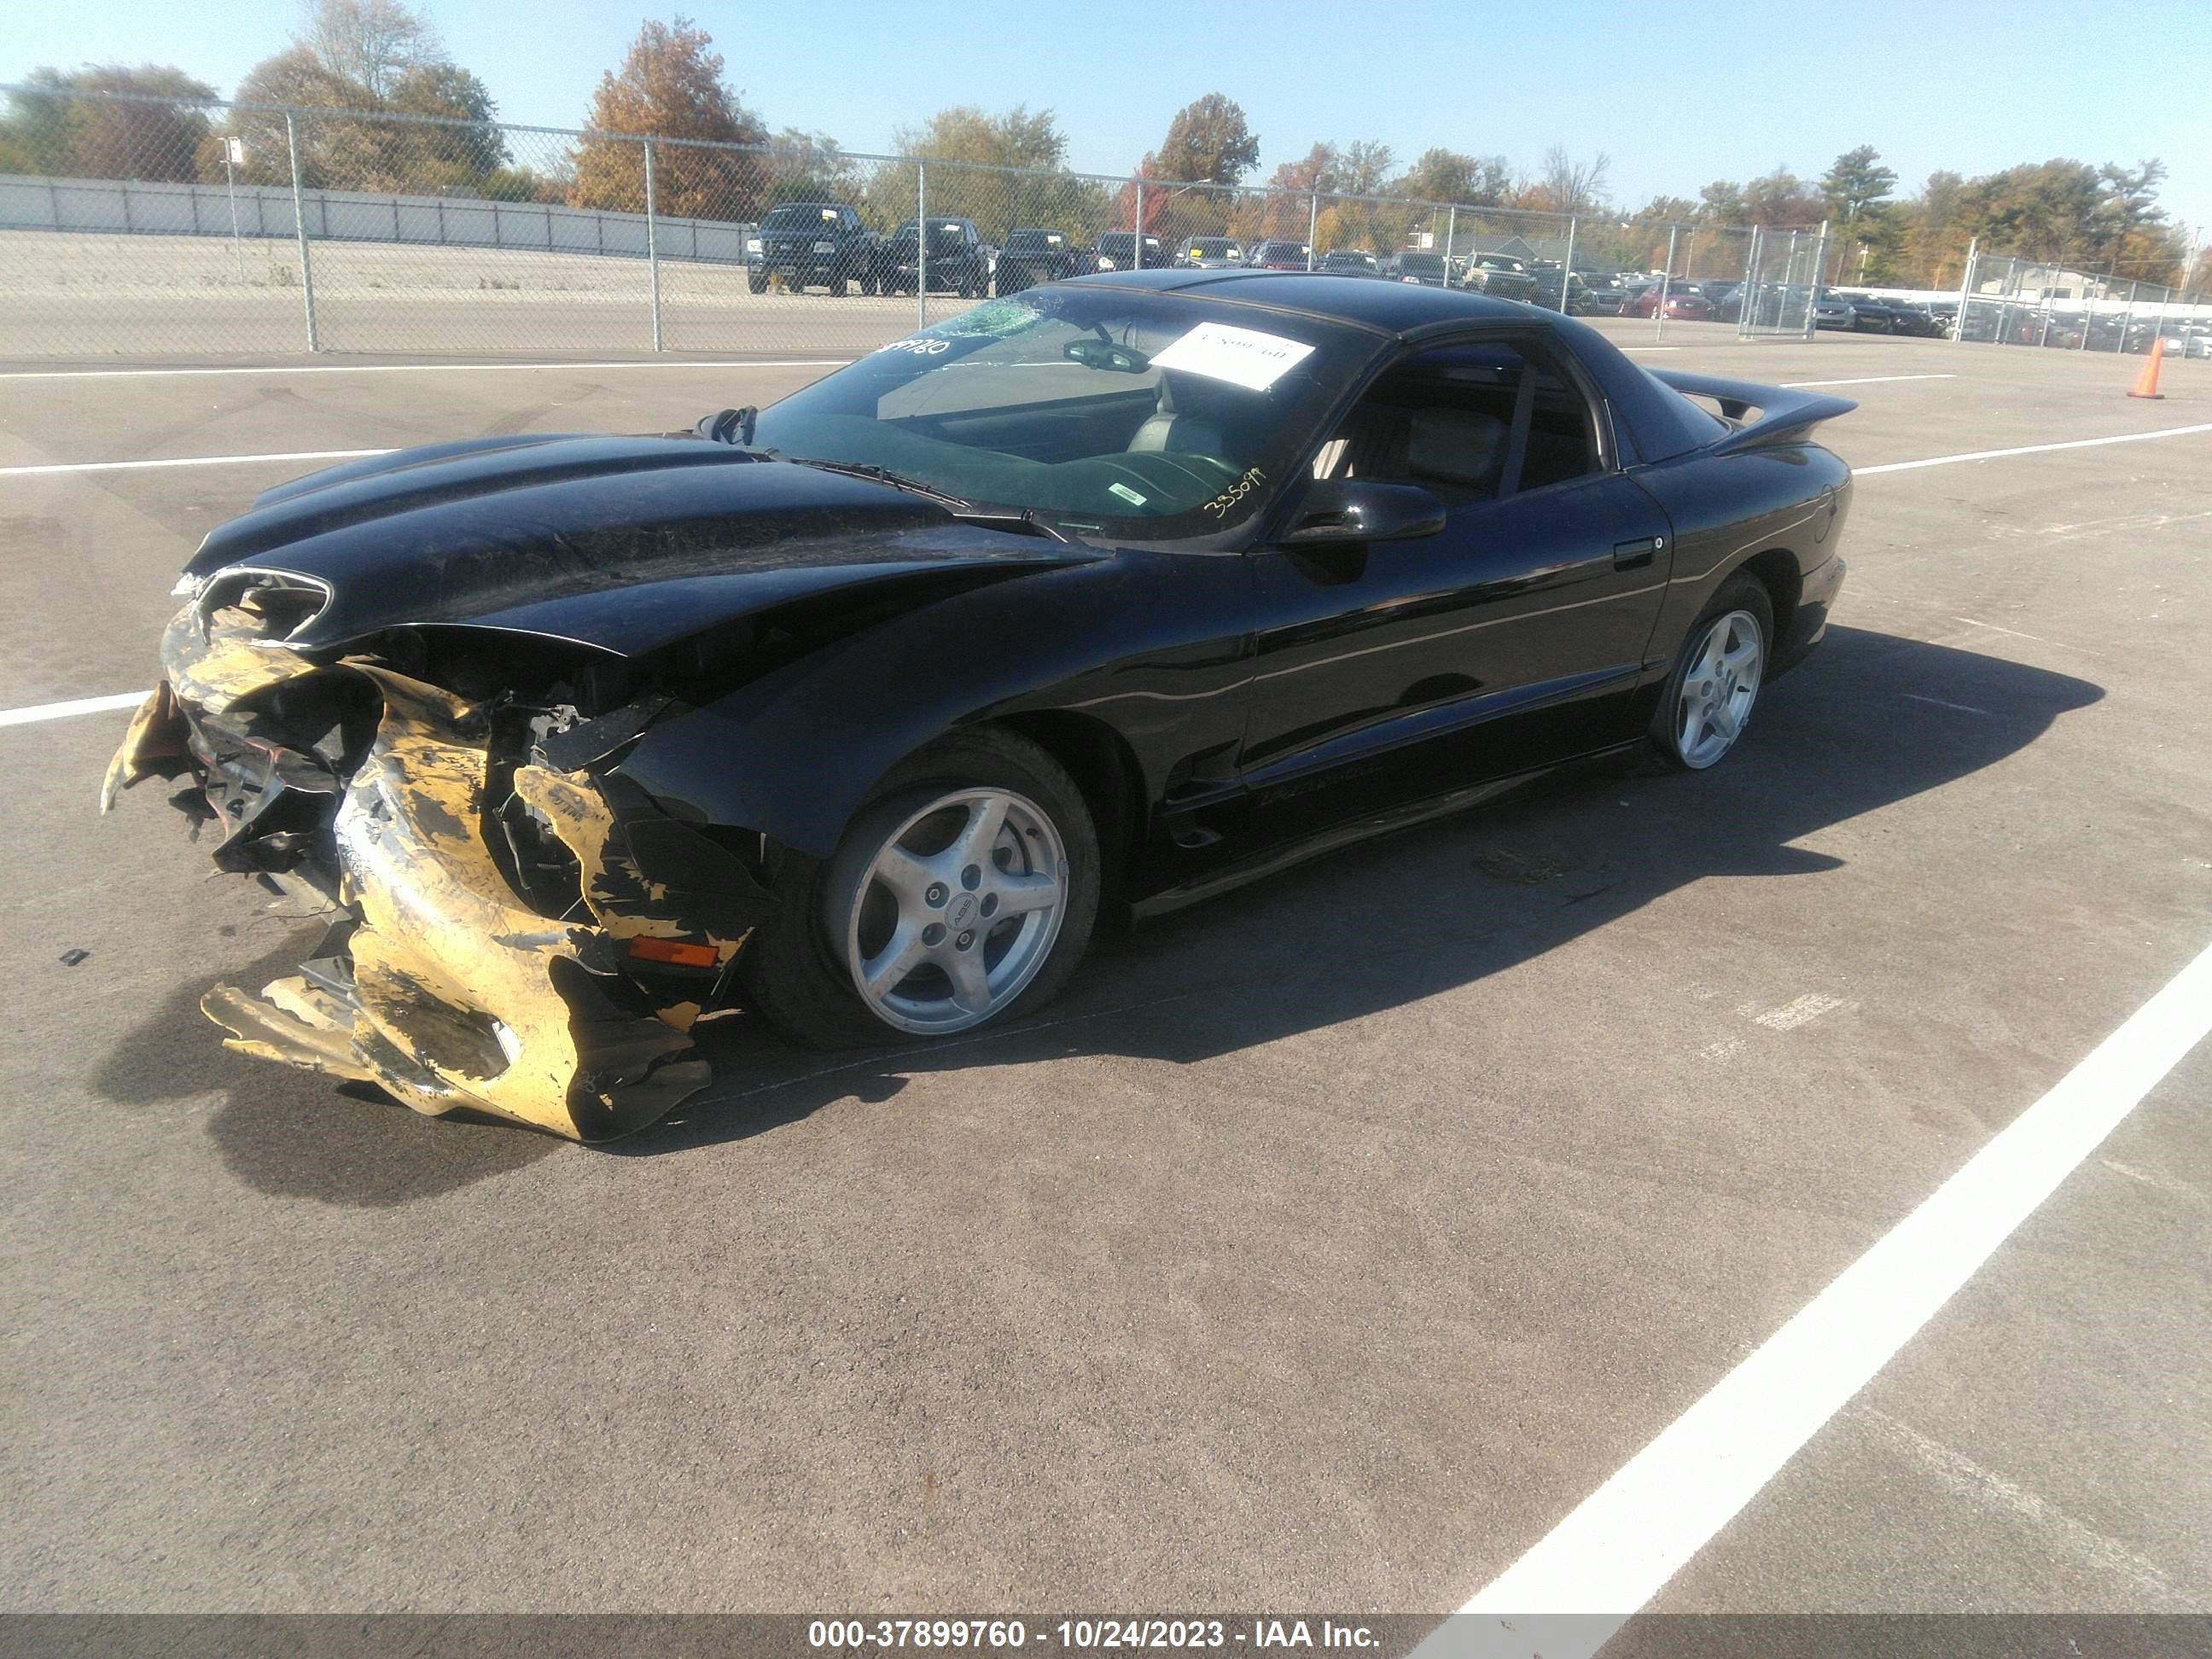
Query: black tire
[[739, 728, 1102, 1049], [1642, 573, 1776, 773], [748, 271, 768, 295]]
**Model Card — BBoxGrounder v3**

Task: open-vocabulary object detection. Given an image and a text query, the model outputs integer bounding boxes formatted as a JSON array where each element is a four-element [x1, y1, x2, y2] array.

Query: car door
[[1239, 329, 1674, 832]]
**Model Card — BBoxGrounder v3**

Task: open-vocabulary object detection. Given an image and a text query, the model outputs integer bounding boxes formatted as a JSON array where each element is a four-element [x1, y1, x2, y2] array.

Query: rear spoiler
[[1650, 369, 1856, 454]]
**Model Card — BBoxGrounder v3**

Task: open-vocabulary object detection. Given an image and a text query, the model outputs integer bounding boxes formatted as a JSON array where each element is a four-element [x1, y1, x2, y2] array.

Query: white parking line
[[0, 358, 853, 381], [1425, 935, 2212, 1657], [1859, 422, 2212, 475], [0, 448, 392, 478], [0, 690, 148, 727], [1781, 373, 1957, 387]]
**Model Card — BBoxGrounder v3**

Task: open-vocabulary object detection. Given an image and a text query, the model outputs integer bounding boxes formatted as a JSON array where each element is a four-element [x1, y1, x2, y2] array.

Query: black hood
[[184, 434, 1092, 656]]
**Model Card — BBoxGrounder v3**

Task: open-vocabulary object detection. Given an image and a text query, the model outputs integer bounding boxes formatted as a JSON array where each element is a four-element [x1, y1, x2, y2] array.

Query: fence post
[[1655, 225, 1677, 342], [917, 160, 928, 329], [1307, 192, 1318, 271], [643, 138, 663, 352], [1804, 219, 1828, 341], [1134, 178, 1144, 268], [283, 113, 319, 352], [1559, 214, 1576, 311], [1737, 224, 1759, 338], [2119, 280, 2137, 352], [1954, 236, 1976, 345], [1446, 205, 1456, 276]]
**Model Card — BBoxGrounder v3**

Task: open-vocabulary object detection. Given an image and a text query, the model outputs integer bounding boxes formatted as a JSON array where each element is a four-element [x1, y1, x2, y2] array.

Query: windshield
[[764, 205, 841, 231], [751, 288, 1375, 543], [1189, 240, 1240, 257]]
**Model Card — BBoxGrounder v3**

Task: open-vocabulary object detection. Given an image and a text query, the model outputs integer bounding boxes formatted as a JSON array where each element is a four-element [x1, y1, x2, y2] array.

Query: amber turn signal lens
[[627, 936, 719, 969]]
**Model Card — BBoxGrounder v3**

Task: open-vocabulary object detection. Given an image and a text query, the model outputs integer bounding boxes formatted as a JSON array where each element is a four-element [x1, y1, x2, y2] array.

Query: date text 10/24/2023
[[807, 1619, 1382, 1650]]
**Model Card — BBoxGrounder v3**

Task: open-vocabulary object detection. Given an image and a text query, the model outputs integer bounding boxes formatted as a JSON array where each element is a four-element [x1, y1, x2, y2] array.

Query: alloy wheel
[[841, 788, 1070, 1034], [1674, 609, 1765, 769]]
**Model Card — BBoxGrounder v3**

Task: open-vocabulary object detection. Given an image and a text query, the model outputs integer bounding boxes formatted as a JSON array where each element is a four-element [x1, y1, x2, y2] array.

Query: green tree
[[2094, 159, 2168, 276], [1, 65, 216, 182], [571, 17, 767, 218], [1820, 145, 1895, 222], [1149, 93, 1259, 185], [1394, 147, 1509, 207], [892, 104, 1066, 170], [386, 62, 505, 181], [1696, 180, 1746, 224]]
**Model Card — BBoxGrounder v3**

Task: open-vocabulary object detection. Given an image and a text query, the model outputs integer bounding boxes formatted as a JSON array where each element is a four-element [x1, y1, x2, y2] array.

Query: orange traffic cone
[[2128, 335, 2165, 399]]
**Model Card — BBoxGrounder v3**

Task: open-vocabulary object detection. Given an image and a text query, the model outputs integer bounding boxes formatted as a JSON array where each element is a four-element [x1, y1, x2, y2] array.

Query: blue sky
[[9, 0, 2209, 240]]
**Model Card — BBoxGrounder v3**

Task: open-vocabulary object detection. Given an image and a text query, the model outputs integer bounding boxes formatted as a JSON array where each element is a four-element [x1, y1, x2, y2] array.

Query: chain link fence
[[13, 85, 2201, 363], [1924, 239, 2210, 356]]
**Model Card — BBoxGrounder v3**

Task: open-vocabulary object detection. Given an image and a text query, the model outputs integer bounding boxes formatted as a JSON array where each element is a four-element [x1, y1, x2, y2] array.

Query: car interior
[[1312, 341, 1600, 505]]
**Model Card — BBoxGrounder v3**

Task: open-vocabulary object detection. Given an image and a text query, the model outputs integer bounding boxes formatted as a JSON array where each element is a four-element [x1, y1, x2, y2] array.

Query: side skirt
[[1127, 742, 1643, 922]]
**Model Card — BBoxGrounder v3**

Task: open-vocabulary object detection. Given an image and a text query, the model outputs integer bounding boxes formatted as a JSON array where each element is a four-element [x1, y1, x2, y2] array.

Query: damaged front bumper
[[102, 594, 771, 1141]]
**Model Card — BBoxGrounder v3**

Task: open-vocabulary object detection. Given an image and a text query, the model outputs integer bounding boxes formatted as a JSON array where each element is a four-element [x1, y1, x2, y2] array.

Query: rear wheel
[[740, 730, 1101, 1049], [748, 271, 768, 295], [1645, 575, 1773, 771]]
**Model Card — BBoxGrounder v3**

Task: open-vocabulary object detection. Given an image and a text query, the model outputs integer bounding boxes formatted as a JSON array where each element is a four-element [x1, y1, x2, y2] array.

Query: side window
[[1313, 339, 1604, 504], [842, 209, 861, 233]]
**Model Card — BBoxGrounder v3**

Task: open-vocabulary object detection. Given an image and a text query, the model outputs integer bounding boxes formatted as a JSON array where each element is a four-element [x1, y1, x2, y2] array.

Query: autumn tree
[[1742, 166, 1825, 226], [1148, 93, 1259, 185], [572, 17, 768, 219], [0, 65, 215, 182]]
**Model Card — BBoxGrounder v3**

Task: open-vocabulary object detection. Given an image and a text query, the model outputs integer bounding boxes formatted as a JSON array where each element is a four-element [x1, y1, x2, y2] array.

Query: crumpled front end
[[102, 582, 771, 1141]]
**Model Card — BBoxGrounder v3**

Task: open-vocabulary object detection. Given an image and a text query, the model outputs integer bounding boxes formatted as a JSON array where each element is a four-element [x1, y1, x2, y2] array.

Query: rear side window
[[1314, 337, 1604, 503]]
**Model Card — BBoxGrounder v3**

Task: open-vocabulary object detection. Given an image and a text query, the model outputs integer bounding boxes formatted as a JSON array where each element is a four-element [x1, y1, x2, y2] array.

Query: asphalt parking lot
[[2, 320, 2207, 1629]]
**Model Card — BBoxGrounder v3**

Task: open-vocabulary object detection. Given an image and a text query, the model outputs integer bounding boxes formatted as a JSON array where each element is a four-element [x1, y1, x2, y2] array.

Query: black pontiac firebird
[[104, 271, 1854, 1140]]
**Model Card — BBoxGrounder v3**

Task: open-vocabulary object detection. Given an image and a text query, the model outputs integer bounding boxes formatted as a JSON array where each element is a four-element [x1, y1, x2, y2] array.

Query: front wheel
[[739, 730, 1101, 1048], [1646, 576, 1773, 771]]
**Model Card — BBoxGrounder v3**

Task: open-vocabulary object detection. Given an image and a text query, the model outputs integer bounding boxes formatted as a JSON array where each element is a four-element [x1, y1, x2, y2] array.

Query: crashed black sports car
[[104, 271, 1853, 1140]]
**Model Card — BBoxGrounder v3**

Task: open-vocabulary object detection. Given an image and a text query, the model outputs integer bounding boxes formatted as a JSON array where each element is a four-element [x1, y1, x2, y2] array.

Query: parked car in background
[[1460, 253, 1537, 302], [749, 201, 878, 295], [1879, 298, 1944, 337], [1173, 236, 1245, 269], [1835, 294, 1903, 333], [994, 228, 1083, 295], [1250, 240, 1313, 271], [1388, 251, 1452, 287], [1813, 294, 1859, 330], [1629, 284, 1714, 321], [876, 218, 993, 299], [1091, 231, 1164, 271], [1567, 272, 1630, 315], [1319, 250, 1382, 276]]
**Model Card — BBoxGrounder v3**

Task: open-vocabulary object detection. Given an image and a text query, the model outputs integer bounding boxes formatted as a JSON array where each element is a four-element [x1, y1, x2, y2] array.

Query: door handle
[[1613, 534, 1665, 570]]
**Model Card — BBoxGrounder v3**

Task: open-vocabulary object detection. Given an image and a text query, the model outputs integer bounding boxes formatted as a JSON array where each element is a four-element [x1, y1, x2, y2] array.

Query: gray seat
[[1406, 407, 1507, 503], [1126, 410, 1226, 457]]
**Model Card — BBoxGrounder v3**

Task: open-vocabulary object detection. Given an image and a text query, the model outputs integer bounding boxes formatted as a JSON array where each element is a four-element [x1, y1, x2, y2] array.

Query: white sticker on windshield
[[1150, 322, 1316, 392]]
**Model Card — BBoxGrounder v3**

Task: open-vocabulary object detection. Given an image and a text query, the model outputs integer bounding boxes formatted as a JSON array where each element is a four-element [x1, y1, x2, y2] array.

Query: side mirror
[[1278, 479, 1446, 546]]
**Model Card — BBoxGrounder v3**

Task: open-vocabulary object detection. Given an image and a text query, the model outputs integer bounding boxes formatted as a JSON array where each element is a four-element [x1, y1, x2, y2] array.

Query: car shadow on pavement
[[94, 931, 563, 1206], [622, 626, 2104, 1155]]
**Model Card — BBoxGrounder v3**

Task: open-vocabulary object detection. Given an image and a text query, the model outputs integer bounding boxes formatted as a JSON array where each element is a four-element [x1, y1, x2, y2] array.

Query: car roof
[[1072, 267, 1536, 330]]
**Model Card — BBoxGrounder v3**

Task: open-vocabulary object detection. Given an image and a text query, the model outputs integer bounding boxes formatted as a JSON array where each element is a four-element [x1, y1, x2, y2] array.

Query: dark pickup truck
[[876, 218, 994, 298], [994, 227, 1084, 294], [748, 201, 878, 295]]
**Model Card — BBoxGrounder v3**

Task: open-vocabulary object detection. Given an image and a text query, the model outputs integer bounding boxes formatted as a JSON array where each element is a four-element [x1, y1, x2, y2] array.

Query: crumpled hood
[[183, 434, 1091, 656]]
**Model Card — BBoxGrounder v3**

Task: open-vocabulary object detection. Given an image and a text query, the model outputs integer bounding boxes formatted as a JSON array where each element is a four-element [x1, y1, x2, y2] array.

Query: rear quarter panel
[[1627, 441, 1852, 683]]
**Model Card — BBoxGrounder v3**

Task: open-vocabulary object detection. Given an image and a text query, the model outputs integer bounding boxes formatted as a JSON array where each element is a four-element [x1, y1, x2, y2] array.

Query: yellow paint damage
[[153, 643, 710, 1140]]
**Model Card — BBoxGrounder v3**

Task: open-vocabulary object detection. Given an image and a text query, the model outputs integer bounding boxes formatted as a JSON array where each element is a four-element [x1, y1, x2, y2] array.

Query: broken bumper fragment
[[103, 597, 771, 1141]]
